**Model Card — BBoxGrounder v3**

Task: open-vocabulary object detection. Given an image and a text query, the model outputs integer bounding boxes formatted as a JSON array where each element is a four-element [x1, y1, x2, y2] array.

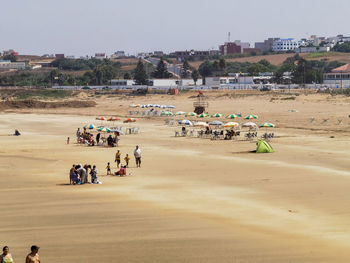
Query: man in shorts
[[134, 145, 141, 168]]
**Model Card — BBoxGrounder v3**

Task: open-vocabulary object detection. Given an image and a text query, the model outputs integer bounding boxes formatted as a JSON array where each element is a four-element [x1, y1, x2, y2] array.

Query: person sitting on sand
[[114, 165, 126, 176], [1, 246, 14, 263], [70, 165, 79, 185], [14, 129, 21, 136]]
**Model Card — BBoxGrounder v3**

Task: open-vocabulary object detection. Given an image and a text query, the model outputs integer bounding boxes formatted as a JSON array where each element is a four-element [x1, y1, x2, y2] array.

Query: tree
[[152, 58, 171, 78], [212, 60, 219, 71], [219, 58, 226, 71], [198, 60, 213, 85], [133, 59, 148, 85], [123, 72, 131, 79], [181, 59, 191, 78], [3, 53, 17, 62], [247, 63, 269, 76], [333, 42, 350, 52], [191, 69, 200, 85]]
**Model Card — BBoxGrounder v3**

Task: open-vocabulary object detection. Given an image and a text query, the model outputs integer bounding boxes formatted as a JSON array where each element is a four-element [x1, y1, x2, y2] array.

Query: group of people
[[106, 145, 142, 176], [69, 164, 101, 185], [76, 128, 120, 147], [0, 245, 41, 263]]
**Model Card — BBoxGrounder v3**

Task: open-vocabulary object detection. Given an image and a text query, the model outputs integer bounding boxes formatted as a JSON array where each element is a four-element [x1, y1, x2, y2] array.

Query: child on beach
[[115, 150, 121, 167], [67, 137, 70, 144], [106, 162, 111, 175], [124, 154, 130, 167]]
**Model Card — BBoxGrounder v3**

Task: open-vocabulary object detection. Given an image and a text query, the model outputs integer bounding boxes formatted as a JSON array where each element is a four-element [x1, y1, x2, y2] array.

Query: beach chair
[[321, 118, 329, 124], [337, 119, 343, 125], [310, 117, 316, 123]]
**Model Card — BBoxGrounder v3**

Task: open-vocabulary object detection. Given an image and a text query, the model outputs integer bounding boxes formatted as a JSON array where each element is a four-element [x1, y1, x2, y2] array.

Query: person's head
[[126, 154, 129, 156], [78, 128, 80, 131], [107, 162, 110, 165], [93, 165, 96, 169], [30, 245, 39, 254], [136, 145, 139, 149], [72, 164, 75, 168], [2, 246, 9, 255], [117, 150, 120, 153]]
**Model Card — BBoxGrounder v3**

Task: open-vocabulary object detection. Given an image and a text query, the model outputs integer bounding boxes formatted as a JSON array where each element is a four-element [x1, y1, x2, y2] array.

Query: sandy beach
[[0, 91, 350, 262]]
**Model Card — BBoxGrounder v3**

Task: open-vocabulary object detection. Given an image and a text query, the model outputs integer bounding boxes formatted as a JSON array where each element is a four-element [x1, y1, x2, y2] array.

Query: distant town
[[1, 33, 350, 90]]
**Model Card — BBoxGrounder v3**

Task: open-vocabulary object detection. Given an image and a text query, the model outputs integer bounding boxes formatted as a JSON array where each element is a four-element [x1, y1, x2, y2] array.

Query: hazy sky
[[1, 0, 349, 56]]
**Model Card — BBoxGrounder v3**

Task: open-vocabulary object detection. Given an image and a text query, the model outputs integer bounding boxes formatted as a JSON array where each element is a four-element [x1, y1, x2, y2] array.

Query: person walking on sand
[[25, 245, 40, 263], [124, 154, 130, 167], [115, 150, 121, 168], [0, 246, 14, 263], [134, 145, 141, 168], [67, 137, 70, 144]]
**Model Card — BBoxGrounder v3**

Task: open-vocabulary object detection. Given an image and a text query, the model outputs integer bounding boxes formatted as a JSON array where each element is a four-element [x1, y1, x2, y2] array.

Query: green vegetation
[[307, 52, 336, 58], [16, 89, 72, 100], [133, 59, 148, 85], [151, 58, 172, 78], [333, 42, 350, 53]]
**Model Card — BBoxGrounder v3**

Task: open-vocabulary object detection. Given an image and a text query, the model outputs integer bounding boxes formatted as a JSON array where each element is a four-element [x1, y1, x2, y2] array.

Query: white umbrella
[[179, 120, 193, 126], [242, 122, 257, 128], [194, 121, 209, 127]]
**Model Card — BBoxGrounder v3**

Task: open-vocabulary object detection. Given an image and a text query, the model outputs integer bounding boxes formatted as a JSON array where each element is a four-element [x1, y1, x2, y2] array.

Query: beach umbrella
[[161, 111, 173, 116], [167, 105, 175, 109], [124, 118, 136, 123], [129, 104, 138, 108], [242, 122, 257, 128], [141, 105, 147, 108], [260, 123, 275, 128], [245, 115, 258, 119], [226, 114, 240, 119], [107, 117, 120, 121], [185, 112, 197, 117], [194, 121, 209, 127], [178, 119, 193, 126], [160, 105, 167, 109], [83, 124, 97, 130], [146, 104, 153, 108], [197, 113, 209, 118], [96, 117, 105, 120], [224, 122, 240, 128], [209, 121, 223, 126], [98, 127, 111, 133], [211, 113, 223, 118], [154, 104, 161, 108], [176, 111, 186, 116]]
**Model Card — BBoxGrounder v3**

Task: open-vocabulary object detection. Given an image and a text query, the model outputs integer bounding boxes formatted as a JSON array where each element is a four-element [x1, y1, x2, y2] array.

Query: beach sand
[[0, 91, 350, 262]]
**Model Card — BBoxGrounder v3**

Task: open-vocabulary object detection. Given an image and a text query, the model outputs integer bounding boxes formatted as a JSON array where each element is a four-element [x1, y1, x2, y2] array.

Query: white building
[[206, 76, 254, 86], [0, 60, 26, 70], [111, 79, 135, 86], [111, 51, 125, 58], [234, 40, 250, 53], [272, 38, 302, 52], [94, 53, 107, 60], [323, 64, 350, 88]]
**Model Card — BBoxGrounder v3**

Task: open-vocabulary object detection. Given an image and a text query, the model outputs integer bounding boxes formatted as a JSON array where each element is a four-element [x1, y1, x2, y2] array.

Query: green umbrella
[[226, 114, 240, 119], [161, 111, 173, 116], [185, 112, 197, 117], [245, 115, 258, 119], [98, 127, 111, 133], [197, 113, 209, 118], [211, 113, 223, 118], [260, 123, 275, 128]]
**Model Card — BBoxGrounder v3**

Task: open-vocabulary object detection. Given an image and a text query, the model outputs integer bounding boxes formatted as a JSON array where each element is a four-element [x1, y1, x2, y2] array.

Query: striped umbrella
[[179, 119, 193, 126], [146, 104, 153, 108], [141, 105, 147, 108], [175, 111, 186, 116], [154, 104, 161, 108], [245, 115, 258, 119], [161, 111, 173, 116], [107, 117, 120, 121], [96, 117, 105, 120], [160, 105, 167, 109], [197, 113, 209, 118], [260, 123, 275, 128], [224, 122, 240, 128], [98, 127, 111, 133], [226, 114, 240, 119], [185, 112, 197, 117], [124, 118, 136, 123], [83, 124, 97, 130], [242, 122, 257, 128], [211, 113, 223, 118]]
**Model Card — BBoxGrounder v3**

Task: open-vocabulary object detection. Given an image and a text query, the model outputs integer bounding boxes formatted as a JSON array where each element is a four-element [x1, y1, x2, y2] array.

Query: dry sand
[[0, 92, 350, 262]]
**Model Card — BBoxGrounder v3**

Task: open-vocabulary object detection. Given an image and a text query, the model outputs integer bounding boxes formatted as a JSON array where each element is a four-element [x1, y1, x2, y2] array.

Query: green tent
[[256, 139, 274, 153]]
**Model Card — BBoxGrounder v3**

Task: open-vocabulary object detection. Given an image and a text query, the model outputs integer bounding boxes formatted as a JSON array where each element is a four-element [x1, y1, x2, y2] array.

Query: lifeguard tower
[[193, 91, 209, 114]]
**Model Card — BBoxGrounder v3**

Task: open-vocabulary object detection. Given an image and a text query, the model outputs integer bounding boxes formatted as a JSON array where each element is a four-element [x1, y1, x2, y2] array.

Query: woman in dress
[[0, 246, 14, 263]]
